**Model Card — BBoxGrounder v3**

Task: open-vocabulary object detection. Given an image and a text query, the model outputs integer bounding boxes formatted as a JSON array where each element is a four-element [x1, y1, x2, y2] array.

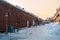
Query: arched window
[[27, 20, 29, 27]]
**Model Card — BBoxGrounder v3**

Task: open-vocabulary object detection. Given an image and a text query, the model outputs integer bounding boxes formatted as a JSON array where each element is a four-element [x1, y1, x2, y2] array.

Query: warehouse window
[[16, 14, 21, 17], [0, 12, 1, 19], [1, 5, 7, 9], [17, 21, 20, 24], [56, 14, 59, 17], [3, 6, 7, 9], [12, 8, 14, 12], [8, 10, 11, 16], [16, 14, 18, 17]]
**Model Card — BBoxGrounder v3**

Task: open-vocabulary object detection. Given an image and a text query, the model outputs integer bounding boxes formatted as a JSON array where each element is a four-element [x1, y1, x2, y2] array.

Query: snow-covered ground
[[0, 22, 60, 40]]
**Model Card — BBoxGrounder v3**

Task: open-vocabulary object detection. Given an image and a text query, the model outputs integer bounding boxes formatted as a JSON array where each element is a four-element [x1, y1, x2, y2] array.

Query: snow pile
[[1, 22, 60, 40], [8, 27, 34, 39], [46, 22, 60, 36], [0, 33, 14, 40]]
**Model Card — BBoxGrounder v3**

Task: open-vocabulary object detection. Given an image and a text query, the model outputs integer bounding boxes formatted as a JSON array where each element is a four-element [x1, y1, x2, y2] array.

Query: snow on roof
[[16, 5, 39, 18], [1, 0, 39, 19]]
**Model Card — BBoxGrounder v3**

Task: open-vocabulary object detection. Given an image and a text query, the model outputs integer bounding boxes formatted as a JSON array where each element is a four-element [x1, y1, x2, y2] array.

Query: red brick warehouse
[[0, 0, 42, 33]]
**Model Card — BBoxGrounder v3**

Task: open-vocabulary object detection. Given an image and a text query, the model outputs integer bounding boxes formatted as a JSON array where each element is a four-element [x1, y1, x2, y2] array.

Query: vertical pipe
[[5, 14, 8, 34]]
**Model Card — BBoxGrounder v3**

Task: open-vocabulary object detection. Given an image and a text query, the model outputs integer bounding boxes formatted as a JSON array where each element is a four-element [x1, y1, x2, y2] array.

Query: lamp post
[[5, 14, 8, 34]]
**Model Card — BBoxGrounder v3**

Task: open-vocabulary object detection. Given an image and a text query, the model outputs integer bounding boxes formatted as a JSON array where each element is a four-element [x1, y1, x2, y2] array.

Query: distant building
[[52, 7, 60, 22], [0, 0, 42, 33]]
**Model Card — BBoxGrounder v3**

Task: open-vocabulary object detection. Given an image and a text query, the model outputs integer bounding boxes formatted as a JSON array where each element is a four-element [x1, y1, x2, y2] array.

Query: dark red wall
[[0, 1, 41, 33]]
